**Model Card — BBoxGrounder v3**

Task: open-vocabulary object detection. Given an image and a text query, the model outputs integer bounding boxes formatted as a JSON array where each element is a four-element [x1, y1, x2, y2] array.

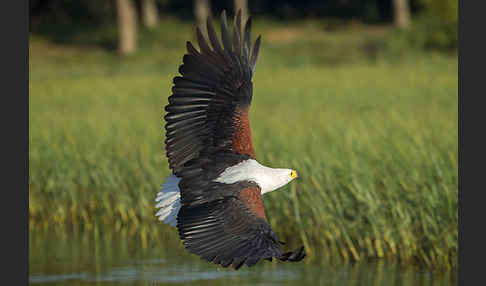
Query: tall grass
[[29, 18, 457, 269]]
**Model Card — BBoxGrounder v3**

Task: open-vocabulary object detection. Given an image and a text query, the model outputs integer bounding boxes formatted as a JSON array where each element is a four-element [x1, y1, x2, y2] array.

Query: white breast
[[214, 159, 293, 194]]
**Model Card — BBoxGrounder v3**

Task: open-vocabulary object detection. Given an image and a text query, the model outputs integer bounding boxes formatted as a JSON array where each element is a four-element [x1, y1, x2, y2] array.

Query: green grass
[[29, 18, 458, 270]]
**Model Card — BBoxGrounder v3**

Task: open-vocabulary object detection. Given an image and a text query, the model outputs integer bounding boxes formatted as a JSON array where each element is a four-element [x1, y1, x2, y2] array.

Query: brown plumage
[[239, 186, 266, 220], [232, 106, 255, 158]]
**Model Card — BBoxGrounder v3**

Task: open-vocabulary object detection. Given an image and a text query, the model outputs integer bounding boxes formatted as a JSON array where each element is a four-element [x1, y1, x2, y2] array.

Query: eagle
[[155, 9, 306, 270]]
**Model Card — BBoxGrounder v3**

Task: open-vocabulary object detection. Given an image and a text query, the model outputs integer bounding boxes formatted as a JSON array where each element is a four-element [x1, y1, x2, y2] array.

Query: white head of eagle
[[155, 9, 306, 270], [214, 159, 298, 194]]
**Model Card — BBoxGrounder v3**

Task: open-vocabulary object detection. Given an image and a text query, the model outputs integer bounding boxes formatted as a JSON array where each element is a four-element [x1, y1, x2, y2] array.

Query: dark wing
[[165, 10, 262, 175], [176, 154, 305, 269]]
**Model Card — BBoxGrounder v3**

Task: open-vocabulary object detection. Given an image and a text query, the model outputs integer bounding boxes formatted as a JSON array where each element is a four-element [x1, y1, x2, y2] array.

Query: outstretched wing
[[165, 10, 262, 175], [176, 153, 306, 270]]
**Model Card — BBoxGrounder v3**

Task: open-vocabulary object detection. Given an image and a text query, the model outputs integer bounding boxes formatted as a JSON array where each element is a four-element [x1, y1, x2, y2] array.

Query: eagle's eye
[[290, 170, 297, 179]]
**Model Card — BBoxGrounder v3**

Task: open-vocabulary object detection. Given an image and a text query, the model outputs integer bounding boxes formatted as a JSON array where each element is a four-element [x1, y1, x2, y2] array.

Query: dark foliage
[[29, 0, 423, 28], [29, 0, 456, 52]]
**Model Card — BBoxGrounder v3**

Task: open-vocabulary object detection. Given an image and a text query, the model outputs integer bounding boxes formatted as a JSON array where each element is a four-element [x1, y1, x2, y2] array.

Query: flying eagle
[[155, 9, 306, 270]]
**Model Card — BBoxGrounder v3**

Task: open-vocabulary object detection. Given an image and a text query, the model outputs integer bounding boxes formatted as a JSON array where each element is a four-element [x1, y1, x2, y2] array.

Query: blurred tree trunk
[[194, 0, 211, 36], [117, 0, 138, 55], [142, 0, 159, 29], [392, 0, 411, 28], [234, 0, 248, 21]]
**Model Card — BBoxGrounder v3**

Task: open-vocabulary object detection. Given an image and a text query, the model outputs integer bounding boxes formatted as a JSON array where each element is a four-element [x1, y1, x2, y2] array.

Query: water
[[29, 227, 457, 286]]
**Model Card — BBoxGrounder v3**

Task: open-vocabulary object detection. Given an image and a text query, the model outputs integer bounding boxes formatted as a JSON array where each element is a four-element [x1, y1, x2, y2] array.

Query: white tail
[[155, 174, 181, 227]]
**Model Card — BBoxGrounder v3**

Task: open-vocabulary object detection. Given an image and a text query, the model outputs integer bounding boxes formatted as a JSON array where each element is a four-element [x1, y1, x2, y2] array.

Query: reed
[[29, 19, 457, 269]]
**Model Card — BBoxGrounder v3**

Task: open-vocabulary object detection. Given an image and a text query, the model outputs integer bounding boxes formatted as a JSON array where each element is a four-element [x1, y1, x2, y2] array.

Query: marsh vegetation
[[29, 18, 457, 272]]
